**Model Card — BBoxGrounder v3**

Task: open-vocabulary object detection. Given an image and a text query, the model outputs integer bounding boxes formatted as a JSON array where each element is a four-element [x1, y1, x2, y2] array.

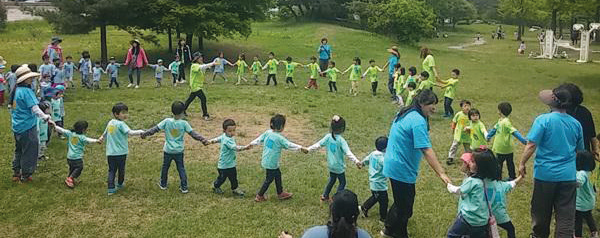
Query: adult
[[176, 39, 192, 84], [9, 64, 53, 182], [42, 37, 63, 66], [317, 38, 332, 72], [558, 83, 599, 157], [381, 89, 451, 238], [124, 39, 148, 89], [518, 87, 584, 238], [383, 46, 400, 100], [278, 190, 371, 238], [420, 47, 440, 85], [183, 52, 217, 121]]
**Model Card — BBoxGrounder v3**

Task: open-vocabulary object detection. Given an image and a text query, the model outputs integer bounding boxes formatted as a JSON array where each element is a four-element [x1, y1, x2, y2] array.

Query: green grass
[[1, 20, 600, 237]]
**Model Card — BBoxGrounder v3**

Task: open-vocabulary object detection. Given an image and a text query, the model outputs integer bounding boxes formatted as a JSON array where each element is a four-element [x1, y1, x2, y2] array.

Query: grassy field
[[1, 20, 600, 237]]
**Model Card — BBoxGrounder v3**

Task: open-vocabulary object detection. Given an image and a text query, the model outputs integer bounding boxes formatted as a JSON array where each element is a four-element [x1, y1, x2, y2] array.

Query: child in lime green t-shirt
[[404, 82, 417, 106], [304, 56, 321, 90], [486, 102, 527, 179], [416, 71, 433, 94], [282, 56, 302, 88], [464, 109, 487, 150], [342, 57, 362, 96], [447, 100, 472, 165], [438, 69, 461, 118], [234, 54, 249, 85], [250, 56, 262, 85], [362, 59, 384, 96], [262, 52, 279, 86], [322, 61, 341, 93], [393, 64, 406, 105]]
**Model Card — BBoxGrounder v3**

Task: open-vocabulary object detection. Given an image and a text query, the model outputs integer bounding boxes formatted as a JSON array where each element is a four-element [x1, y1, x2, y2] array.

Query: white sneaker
[[127, 83, 133, 88], [135, 85, 139, 89], [179, 80, 186, 84], [157, 182, 167, 190]]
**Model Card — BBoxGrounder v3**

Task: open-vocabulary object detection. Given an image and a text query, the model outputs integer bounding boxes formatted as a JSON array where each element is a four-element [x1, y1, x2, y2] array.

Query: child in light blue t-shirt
[[307, 115, 360, 201], [249, 114, 308, 202], [105, 57, 120, 88], [101, 102, 144, 195], [92, 61, 105, 90], [149, 59, 170, 87], [79, 51, 92, 88], [141, 101, 208, 194], [37, 101, 51, 160], [575, 151, 598, 238], [53, 121, 101, 188], [359, 136, 389, 223], [208, 119, 251, 196], [64, 56, 77, 88]]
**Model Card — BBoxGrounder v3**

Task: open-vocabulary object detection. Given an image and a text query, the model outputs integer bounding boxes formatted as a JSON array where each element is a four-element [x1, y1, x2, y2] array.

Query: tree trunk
[[551, 8, 558, 33], [100, 23, 108, 66], [558, 12, 562, 37], [286, 5, 298, 19], [186, 33, 193, 51], [176, 28, 181, 40], [167, 28, 173, 53], [198, 35, 203, 51], [296, 4, 304, 16], [517, 24, 523, 41]]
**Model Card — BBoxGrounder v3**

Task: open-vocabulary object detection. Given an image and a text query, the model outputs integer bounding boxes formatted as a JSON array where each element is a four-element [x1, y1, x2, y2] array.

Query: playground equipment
[[533, 30, 561, 59], [573, 23, 600, 63]]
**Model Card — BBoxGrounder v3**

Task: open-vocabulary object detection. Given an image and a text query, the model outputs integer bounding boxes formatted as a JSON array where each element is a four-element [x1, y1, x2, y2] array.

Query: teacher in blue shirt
[[518, 87, 584, 238], [383, 46, 400, 100], [381, 89, 451, 238], [317, 38, 332, 73]]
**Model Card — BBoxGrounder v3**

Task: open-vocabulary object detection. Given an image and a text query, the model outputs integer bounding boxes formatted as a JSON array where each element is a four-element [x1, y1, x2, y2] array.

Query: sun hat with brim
[[539, 89, 559, 107], [55, 85, 65, 91], [0, 56, 6, 66], [130, 39, 141, 45], [16, 64, 40, 84], [387, 46, 400, 55], [51, 36, 62, 44]]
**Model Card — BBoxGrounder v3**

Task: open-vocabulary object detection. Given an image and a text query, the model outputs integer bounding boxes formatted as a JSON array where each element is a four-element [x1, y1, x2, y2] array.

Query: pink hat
[[461, 153, 475, 168]]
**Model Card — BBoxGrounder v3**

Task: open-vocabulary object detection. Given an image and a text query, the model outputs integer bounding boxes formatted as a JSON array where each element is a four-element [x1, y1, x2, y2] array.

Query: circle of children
[[4, 36, 597, 238]]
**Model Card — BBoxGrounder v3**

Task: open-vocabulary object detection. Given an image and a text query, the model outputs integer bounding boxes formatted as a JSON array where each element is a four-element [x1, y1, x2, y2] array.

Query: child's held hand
[[301, 147, 309, 154], [278, 231, 292, 238]]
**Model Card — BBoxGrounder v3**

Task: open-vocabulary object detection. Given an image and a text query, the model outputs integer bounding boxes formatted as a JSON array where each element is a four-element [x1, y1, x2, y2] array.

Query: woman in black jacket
[[176, 39, 192, 83]]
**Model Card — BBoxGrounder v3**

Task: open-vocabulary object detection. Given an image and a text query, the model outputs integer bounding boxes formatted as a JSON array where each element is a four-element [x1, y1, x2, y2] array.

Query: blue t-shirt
[[11, 87, 40, 133], [103, 119, 132, 156], [79, 59, 90, 74], [318, 44, 332, 60], [64, 129, 94, 160], [527, 112, 584, 182], [151, 65, 168, 78], [106, 63, 120, 78], [39, 64, 56, 80], [37, 117, 49, 142], [254, 130, 294, 170], [157, 118, 193, 154], [387, 55, 399, 76], [301, 225, 371, 238], [383, 110, 432, 184], [213, 57, 230, 73], [314, 134, 354, 174], [362, 151, 387, 191], [214, 133, 239, 169], [92, 67, 103, 81], [64, 62, 75, 78], [52, 68, 65, 84], [7, 72, 16, 91]]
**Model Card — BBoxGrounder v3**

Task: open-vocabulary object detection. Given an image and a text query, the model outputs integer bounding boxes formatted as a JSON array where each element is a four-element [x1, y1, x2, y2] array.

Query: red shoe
[[22, 176, 33, 183], [278, 192, 293, 200], [254, 194, 267, 202], [12, 173, 21, 182], [65, 177, 74, 188]]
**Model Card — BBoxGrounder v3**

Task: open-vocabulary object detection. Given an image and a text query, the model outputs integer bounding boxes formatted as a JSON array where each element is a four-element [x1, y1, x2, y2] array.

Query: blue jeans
[[447, 213, 489, 238], [388, 74, 396, 99], [160, 152, 188, 190], [323, 172, 346, 198], [444, 97, 454, 117], [107, 155, 127, 189]]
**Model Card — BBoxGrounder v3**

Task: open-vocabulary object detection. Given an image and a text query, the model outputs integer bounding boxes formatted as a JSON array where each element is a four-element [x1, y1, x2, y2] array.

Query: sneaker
[[232, 188, 245, 196], [38, 155, 46, 161], [65, 177, 75, 188], [278, 191, 293, 200], [446, 158, 455, 165], [157, 182, 167, 190], [116, 183, 124, 190], [380, 229, 394, 238], [12, 173, 21, 182], [135, 85, 139, 89], [21, 176, 33, 183], [108, 188, 117, 195], [213, 187, 224, 194], [203, 115, 211, 121], [127, 83, 133, 88], [320, 195, 330, 203], [360, 205, 368, 217], [254, 194, 267, 202], [180, 187, 189, 194]]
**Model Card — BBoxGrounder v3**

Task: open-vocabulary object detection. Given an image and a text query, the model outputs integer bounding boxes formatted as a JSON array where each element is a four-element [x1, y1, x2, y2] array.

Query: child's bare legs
[[350, 81, 358, 96]]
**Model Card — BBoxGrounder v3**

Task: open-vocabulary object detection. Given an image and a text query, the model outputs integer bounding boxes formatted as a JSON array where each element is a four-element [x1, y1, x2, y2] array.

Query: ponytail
[[330, 115, 345, 141], [327, 216, 357, 238]]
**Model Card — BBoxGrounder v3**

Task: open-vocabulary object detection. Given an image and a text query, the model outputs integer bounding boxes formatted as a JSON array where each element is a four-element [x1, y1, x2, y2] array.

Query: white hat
[[16, 64, 40, 84], [0, 56, 6, 65]]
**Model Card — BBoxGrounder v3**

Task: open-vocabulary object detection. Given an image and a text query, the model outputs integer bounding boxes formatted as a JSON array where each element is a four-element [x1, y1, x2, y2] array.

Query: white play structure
[[534, 23, 599, 62]]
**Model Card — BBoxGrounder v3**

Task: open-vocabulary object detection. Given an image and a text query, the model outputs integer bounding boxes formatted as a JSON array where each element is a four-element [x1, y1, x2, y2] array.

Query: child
[[149, 59, 169, 87], [250, 56, 262, 85], [437, 69, 460, 118], [51, 59, 65, 88], [282, 56, 301, 88], [362, 59, 384, 96], [102, 102, 144, 195], [37, 101, 51, 160], [249, 114, 308, 202], [39, 56, 56, 84], [486, 102, 527, 180], [518, 41, 526, 55], [7, 65, 18, 95], [211, 52, 234, 82], [404, 82, 417, 106], [447, 100, 472, 165], [322, 61, 341, 93], [448, 150, 522, 238], [359, 136, 389, 223], [307, 115, 360, 201], [50, 88, 65, 137], [53, 121, 101, 188], [234, 54, 249, 85], [404, 66, 417, 88], [79, 51, 92, 88], [168, 56, 181, 87], [465, 109, 487, 150], [92, 61, 105, 90], [207, 119, 251, 196], [304, 56, 321, 90], [393, 64, 406, 105], [64, 56, 77, 88], [415, 71, 432, 93], [343, 57, 362, 96], [262, 52, 279, 86], [141, 101, 208, 194], [105, 57, 120, 88], [0, 65, 5, 106], [183, 52, 218, 121], [575, 151, 598, 238]]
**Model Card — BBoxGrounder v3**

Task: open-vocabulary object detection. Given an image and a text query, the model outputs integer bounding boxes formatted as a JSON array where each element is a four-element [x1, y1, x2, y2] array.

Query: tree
[[0, 2, 7, 31], [367, 0, 436, 42], [499, 0, 543, 40], [468, 0, 500, 19], [428, 0, 477, 28]]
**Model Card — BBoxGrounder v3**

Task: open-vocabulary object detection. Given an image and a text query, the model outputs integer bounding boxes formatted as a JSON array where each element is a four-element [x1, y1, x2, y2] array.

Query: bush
[[0, 3, 7, 30], [367, 0, 436, 43]]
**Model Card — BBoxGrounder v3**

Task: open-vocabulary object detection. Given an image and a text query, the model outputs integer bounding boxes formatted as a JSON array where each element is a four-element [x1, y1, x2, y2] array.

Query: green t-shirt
[[365, 66, 383, 82], [255, 130, 293, 169], [469, 120, 487, 150], [453, 111, 470, 143], [458, 177, 489, 227], [576, 171, 595, 211], [251, 61, 262, 75], [417, 79, 434, 92], [266, 59, 279, 75], [422, 54, 436, 83], [443, 78, 459, 99], [64, 130, 93, 160], [51, 98, 62, 121], [283, 61, 301, 78], [190, 63, 207, 92], [169, 61, 181, 75], [394, 74, 405, 92], [404, 75, 416, 88], [215, 133, 239, 169], [236, 60, 248, 75], [492, 117, 518, 154], [103, 119, 131, 156], [347, 64, 362, 81], [308, 63, 320, 79], [405, 90, 417, 106], [323, 68, 341, 82], [157, 118, 193, 154]]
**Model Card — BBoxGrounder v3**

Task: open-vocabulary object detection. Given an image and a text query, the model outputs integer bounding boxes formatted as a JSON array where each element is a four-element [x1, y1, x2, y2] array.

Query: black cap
[[193, 52, 203, 60]]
